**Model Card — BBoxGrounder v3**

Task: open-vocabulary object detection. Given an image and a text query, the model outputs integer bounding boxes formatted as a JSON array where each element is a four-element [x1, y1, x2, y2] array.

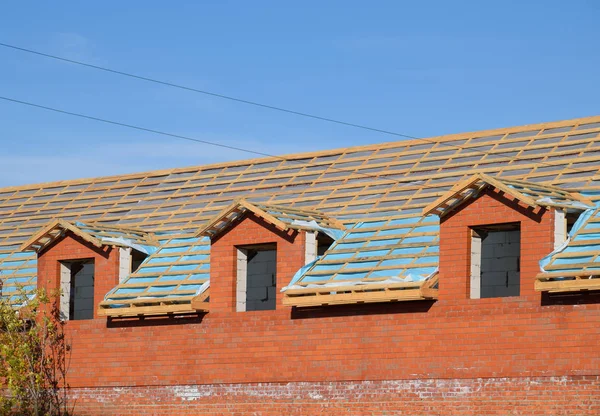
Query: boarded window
[[470, 223, 520, 299], [60, 260, 95, 320], [236, 244, 277, 312]]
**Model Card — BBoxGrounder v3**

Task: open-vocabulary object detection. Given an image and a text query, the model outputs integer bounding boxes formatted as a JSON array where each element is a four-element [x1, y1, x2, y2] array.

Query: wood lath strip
[[422, 173, 592, 218], [4, 115, 600, 313], [197, 198, 343, 238]]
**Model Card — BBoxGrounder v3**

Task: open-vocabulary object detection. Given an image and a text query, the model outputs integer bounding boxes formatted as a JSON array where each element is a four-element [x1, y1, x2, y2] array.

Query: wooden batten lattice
[[423, 173, 593, 218], [2, 115, 600, 313], [197, 199, 344, 238]]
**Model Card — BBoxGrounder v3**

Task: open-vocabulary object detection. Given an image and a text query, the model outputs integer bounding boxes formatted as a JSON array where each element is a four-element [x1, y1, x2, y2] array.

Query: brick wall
[[34, 199, 600, 414], [69, 376, 600, 415], [209, 214, 307, 313], [38, 232, 119, 319]]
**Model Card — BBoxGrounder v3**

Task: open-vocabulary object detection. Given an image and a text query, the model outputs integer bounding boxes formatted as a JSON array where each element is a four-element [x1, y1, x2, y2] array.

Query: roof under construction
[[2, 115, 600, 311]]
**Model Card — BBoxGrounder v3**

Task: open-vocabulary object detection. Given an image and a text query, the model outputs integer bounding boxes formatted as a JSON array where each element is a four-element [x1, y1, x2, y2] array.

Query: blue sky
[[0, 1, 599, 187]]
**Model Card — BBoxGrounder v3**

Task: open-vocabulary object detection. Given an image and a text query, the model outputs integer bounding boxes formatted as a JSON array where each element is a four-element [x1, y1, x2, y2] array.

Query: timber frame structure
[[2, 115, 600, 315]]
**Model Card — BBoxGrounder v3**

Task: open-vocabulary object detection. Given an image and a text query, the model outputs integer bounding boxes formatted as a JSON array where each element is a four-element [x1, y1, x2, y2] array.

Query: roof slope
[[2, 115, 600, 305], [98, 233, 210, 316], [282, 214, 439, 306], [536, 205, 600, 292]]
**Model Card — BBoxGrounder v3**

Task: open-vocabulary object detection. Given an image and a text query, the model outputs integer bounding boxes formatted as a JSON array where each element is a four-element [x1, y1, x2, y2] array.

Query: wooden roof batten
[[422, 173, 594, 218], [196, 198, 345, 238], [3, 114, 600, 315], [20, 219, 158, 253]]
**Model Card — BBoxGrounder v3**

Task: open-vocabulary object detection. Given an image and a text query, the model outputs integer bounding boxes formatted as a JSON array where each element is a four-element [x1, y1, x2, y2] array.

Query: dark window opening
[[317, 233, 335, 256], [470, 223, 520, 299], [237, 244, 277, 312], [60, 259, 94, 320], [131, 249, 147, 273], [566, 212, 579, 234]]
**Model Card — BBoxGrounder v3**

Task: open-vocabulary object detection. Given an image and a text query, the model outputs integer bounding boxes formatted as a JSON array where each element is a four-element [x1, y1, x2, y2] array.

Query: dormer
[[423, 174, 593, 300], [195, 199, 345, 313], [21, 219, 157, 320]]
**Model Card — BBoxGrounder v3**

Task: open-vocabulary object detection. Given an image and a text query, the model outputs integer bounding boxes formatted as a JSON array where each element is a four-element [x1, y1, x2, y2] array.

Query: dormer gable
[[20, 219, 158, 254], [422, 173, 593, 218], [196, 199, 345, 239], [425, 174, 593, 301], [199, 200, 344, 313], [22, 219, 157, 320]]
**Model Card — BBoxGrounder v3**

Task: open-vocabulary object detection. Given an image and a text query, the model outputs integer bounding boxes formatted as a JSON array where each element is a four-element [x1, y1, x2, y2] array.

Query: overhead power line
[[3, 42, 599, 182], [0, 95, 410, 188], [0, 95, 597, 192], [0, 42, 419, 140]]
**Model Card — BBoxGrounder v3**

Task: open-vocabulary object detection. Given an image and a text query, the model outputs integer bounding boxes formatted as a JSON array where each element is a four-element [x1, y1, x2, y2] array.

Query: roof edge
[[3, 114, 600, 193]]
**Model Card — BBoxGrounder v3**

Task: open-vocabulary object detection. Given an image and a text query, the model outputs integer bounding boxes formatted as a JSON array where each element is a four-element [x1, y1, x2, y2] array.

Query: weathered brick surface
[[35, 197, 600, 414], [70, 376, 600, 415]]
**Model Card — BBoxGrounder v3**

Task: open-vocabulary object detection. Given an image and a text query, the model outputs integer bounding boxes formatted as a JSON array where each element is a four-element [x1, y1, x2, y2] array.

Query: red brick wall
[[439, 188, 555, 301], [37, 232, 119, 319], [34, 196, 600, 414], [69, 376, 600, 415], [209, 213, 306, 313]]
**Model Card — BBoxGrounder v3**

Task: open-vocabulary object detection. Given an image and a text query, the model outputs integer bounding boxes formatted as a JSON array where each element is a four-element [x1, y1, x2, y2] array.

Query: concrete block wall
[[245, 249, 277, 311], [72, 262, 95, 320], [480, 229, 520, 298]]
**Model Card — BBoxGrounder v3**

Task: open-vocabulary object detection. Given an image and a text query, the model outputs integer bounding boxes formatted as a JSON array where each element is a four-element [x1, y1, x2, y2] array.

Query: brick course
[[35, 197, 600, 414], [69, 376, 600, 415]]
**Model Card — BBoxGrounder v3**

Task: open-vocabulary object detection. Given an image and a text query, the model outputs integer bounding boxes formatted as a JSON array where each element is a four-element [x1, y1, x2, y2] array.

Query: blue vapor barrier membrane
[[101, 233, 211, 307], [539, 207, 597, 272], [312, 263, 346, 272], [355, 249, 392, 258], [344, 260, 380, 269]]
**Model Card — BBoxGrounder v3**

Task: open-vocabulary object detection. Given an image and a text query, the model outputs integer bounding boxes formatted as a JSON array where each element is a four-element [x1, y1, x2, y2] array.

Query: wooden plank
[[238, 200, 289, 231], [195, 200, 246, 237], [284, 280, 423, 295], [97, 303, 202, 317], [190, 289, 210, 310], [535, 278, 600, 292], [283, 288, 425, 307]]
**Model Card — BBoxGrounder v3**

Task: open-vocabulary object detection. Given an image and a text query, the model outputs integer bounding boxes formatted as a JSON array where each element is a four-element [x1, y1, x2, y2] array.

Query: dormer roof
[[2, 115, 600, 313], [197, 199, 345, 239], [20, 219, 158, 253], [422, 173, 594, 218]]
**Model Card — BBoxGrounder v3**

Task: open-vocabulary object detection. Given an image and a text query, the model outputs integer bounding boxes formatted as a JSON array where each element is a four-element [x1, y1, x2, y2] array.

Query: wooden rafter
[[19, 219, 157, 253], [196, 198, 344, 238], [190, 288, 210, 310], [2, 114, 600, 311], [535, 276, 600, 293], [422, 173, 592, 218], [20, 219, 104, 252]]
